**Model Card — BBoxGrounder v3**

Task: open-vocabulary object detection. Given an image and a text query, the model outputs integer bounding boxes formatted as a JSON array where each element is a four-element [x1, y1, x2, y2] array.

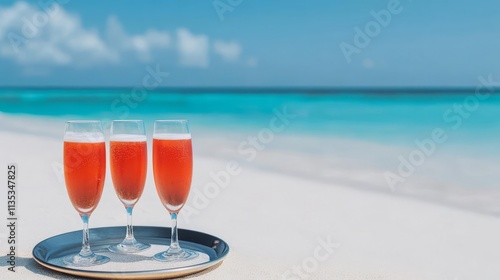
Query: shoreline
[[1, 113, 499, 218]]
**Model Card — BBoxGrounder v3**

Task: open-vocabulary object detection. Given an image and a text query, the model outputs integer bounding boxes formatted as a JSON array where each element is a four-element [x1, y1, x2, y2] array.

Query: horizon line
[[0, 86, 498, 94]]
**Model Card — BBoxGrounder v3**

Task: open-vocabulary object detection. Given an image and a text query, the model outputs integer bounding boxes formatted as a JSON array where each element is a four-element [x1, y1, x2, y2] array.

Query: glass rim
[[154, 119, 189, 123], [111, 119, 144, 122], [65, 120, 101, 124]]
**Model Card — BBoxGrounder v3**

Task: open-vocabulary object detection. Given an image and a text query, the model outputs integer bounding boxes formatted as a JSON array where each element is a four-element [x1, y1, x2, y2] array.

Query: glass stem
[[125, 206, 135, 241], [167, 212, 181, 254], [79, 214, 93, 257]]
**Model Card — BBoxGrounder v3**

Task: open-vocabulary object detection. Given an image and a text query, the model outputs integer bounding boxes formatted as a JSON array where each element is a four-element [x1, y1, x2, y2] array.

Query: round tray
[[32, 226, 229, 279]]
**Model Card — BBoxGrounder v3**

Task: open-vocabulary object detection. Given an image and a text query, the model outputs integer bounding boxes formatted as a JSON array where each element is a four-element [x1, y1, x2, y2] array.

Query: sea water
[[1, 88, 499, 149], [1, 88, 499, 214]]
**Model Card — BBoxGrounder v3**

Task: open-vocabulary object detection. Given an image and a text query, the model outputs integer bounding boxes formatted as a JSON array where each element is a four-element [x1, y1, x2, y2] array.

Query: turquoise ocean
[[1, 88, 499, 214], [1, 88, 499, 148]]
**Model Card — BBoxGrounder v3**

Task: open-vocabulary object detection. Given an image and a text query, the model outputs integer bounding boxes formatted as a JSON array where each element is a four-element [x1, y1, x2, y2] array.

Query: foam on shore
[[153, 133, 191, 140]]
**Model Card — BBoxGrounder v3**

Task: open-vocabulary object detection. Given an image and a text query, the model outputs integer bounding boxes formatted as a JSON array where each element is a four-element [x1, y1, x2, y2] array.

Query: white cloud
[[0, 1, 116, 66], [0, 2, 170, 66], [0, 1, 254, 69], [177, 28, 209, 68], [0, 1, 26, 39], [105, 15, 127, 46], [106, 15, 170, 62], [213, 40, 242, 62]]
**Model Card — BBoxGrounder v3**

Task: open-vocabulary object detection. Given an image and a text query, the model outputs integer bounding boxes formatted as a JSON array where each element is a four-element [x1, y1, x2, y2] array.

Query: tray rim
[[32, 226, 230, 279]]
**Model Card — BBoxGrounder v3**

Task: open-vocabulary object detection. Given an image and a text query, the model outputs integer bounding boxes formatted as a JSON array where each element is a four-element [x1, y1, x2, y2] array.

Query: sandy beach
[[1, 0, 499, 278], [1, 114, 500, 280]]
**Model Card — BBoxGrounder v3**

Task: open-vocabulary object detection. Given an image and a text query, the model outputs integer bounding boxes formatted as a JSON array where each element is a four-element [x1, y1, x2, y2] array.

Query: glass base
[[108, 240, 151, 254], [153, 248, 199, 262], [63, 253, 110, 267]]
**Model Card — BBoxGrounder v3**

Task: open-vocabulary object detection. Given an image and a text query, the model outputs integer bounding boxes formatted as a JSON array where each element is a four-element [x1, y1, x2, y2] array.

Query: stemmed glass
[[152, 120, 199, 262], [108, 120, 151, 253], [63, 121, 109, 266]]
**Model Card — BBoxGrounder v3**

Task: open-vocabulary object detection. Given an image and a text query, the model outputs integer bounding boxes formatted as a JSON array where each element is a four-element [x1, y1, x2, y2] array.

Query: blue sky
[[0, 0, 499, 87]]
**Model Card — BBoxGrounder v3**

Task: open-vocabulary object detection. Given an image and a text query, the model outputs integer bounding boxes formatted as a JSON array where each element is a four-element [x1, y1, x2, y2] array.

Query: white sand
[[1, 115, 500, 279]]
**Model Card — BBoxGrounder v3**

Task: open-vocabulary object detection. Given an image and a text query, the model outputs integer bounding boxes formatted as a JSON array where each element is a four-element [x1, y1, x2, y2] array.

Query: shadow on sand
[[0, 255, 223, 279]]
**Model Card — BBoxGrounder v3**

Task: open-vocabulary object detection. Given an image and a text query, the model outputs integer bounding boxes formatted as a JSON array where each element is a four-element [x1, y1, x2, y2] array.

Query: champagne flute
[[108, 120, 151, 253], [63, 121, 109, 266], [152, 120, 199, 262]]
